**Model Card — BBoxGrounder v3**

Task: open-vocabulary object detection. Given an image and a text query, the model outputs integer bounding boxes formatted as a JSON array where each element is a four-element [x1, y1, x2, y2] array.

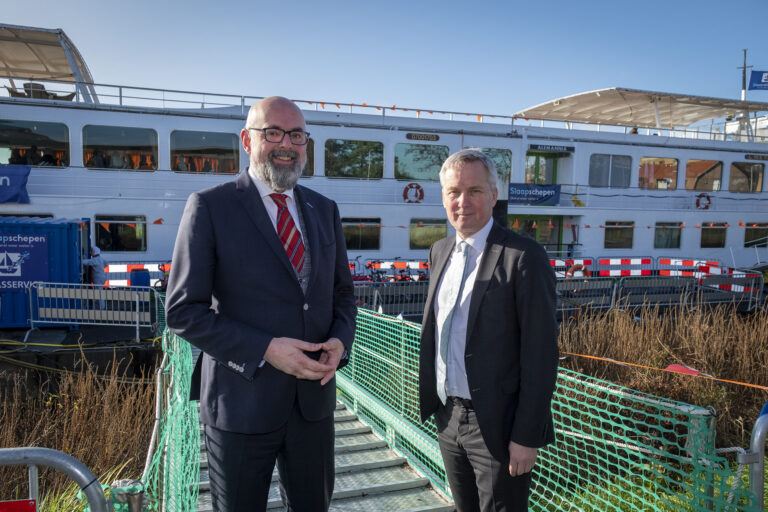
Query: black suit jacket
[[166, 172, 356, 434], [419, 222, 559, 461]]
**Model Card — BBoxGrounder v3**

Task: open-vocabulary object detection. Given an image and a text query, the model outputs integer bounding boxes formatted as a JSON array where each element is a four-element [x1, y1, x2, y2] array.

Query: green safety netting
[[146, 308, 761, 511], [139, 330, 199, 512], [337, 309, 762, 512]]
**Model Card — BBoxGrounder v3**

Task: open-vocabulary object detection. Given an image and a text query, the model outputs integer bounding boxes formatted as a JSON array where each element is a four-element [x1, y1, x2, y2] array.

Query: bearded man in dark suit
[[166, 96, 356, 512], [419, 149, 559, 511]]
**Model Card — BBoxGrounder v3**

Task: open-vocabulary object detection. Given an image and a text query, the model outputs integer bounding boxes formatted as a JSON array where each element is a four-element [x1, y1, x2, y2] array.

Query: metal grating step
[[196, 402, 454, 511]]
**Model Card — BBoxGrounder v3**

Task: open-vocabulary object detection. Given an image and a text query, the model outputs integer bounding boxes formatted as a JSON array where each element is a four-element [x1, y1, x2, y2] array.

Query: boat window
[[341, 218, 380, 250], [654, 222, 683, 249], [604, 221, 634, 249], [476, 148, 512, 182], [409, 219, 447, 249], [83, 125, 158, 171], [729, 162, 764, 193], [0, 213, 53, 218], [395, 143, 449, 181], [638, 157, 678, 190], [170, 130, 239, 174], [325, 140, 383, 179], [700, 222, 727, 249], [94, 215, 147, 252], [588, 154, 631, 188], [744, 222, 768, 248], [525, 154, 556, 185], [303, 138, 314, 177], [0, 120, 69, 167], [685, 160, 722, 191]]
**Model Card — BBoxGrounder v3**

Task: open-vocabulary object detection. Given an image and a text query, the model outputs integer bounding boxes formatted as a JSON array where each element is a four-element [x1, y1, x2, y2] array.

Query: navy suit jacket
[[166, 172, 356, 434], [419, 222, 559, 461]]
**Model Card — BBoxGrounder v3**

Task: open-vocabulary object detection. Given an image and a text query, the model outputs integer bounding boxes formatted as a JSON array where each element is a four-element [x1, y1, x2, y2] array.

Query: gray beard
[[252, 150, 304, 192]]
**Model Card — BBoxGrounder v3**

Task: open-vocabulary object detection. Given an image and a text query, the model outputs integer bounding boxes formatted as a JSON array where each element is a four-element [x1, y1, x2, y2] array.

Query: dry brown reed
[[559, 303, 768, 447], [0, 352, 155, 501]]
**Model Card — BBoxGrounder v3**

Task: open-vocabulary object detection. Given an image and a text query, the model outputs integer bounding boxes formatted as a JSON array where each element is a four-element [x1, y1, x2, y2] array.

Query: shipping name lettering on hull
[[0, 233, 48, 288]]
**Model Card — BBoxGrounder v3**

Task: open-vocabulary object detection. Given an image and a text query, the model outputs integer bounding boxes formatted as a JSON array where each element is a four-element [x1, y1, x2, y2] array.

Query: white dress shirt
[[434, 217, 494, 400], [248, 169, 304, 239]]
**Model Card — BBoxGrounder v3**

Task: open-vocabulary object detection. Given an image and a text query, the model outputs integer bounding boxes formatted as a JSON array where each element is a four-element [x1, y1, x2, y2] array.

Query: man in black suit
[[166, 96, 356, 511], [419, 149, 559, 511]]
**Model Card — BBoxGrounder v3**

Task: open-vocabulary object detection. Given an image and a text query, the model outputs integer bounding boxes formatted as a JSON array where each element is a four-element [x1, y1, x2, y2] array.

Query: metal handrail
[[0, 447, 110, 512], [740, 403, 768, 509]]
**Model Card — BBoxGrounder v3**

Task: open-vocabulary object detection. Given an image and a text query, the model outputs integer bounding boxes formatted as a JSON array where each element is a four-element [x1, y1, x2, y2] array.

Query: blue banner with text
[[0, 165, 31, 203], [748, 70, 768, 90], [508, 184, 561, 205]]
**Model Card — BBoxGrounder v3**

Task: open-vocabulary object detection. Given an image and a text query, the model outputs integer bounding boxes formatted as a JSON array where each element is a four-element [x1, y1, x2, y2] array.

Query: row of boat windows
[[10, 213, 767, 252], [603, 221, 768, 249], [2, 120, 765, 193]]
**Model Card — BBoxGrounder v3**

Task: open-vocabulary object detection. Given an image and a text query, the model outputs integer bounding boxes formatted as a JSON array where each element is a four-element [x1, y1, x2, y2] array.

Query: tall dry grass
[[559, 304, 768, 447], [0, 353, 155, 501]]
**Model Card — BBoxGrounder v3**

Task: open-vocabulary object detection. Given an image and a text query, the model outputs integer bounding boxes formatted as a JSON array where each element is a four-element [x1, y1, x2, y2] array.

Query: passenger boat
[[2, 24, 768, 273]]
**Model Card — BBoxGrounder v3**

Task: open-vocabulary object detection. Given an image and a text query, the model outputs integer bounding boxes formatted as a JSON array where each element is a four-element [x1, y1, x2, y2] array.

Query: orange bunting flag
[[531, 221, 538, 229], [680, 222, 685, 228], [335, 103, 341, 109], [584, 224, 591, 228], [391, 105, 396, 111], [307, 101, 313, 105], [429, 111, 433, 114], [647, 225, 652, 229], [375, 107, 381, 111], [417, 111, 421, 117], [695, 224, 701, 228], [724, 223, 730, 228], [599, 225, 605, 229], [320, 103, 325, 109], [153, 218, 164, 225], [739, 221, 745, 227], [548, 220, 554, 229], [512, 219, 519, 229], [477, 115, 483, 122], [564, 223, 570, 229]]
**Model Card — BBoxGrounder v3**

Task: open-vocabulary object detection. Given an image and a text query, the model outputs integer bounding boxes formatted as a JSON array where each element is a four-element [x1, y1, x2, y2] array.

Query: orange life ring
[[403, 183, 424, 203], [696, 193, 711, 210], [565, 263, 590, 278]]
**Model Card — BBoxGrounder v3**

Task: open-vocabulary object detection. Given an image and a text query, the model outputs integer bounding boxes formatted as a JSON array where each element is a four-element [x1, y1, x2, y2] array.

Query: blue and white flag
[[748, 70, 768, 90], [0, 165, 31, 203]]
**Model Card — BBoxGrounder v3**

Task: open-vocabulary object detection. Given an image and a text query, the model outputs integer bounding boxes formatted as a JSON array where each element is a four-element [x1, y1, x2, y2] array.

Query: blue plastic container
[[0, 217, 84, 327]]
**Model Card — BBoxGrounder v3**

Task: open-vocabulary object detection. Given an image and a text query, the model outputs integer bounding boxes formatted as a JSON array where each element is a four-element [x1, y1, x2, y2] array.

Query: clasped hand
[[264, 337, 344, 385]]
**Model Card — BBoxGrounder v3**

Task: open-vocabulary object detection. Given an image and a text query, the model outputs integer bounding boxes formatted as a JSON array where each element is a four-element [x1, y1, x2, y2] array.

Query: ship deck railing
[[2, 75, 766, 144]]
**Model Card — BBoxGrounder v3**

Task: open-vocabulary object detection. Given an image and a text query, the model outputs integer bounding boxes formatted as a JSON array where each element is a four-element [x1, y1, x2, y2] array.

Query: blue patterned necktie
[[437, 240, 470, 404]]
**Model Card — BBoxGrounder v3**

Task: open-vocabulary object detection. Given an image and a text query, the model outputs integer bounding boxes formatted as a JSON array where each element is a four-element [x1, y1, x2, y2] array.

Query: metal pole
[[135, 292, 140, 343], [748, 409, 767, 507], [28, 464, 38, 501]]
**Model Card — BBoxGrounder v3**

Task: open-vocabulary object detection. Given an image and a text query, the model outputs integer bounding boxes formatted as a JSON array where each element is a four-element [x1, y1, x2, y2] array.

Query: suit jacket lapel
[[423, 237, 454, 324], [294, 185, 320, 292], [466, 223, 505, 335], [235, 172, 297, 279]]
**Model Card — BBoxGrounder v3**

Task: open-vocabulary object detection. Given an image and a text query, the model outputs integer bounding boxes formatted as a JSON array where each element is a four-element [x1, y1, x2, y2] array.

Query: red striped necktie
[[269, 193, 306, 274]]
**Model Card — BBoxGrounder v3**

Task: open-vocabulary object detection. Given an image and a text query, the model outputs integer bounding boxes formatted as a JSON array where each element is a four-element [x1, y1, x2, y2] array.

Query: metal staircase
[[197, 402, 454, 511]]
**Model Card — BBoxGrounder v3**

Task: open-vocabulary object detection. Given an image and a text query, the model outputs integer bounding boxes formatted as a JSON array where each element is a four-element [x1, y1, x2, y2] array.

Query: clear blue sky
[[5, 0, 768, 115]]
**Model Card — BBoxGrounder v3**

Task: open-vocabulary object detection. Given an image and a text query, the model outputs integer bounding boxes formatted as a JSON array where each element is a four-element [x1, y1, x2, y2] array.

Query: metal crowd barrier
[[354, 281, 429, 320], [25, 282, 157, 343], [0, 447, 109, 512], [616, 276, 695, 308], [556, 277, 618, 314]]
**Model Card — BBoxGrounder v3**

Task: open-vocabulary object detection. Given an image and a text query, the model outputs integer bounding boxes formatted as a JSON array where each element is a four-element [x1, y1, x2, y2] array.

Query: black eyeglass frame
[[247, 127, 311, 145]]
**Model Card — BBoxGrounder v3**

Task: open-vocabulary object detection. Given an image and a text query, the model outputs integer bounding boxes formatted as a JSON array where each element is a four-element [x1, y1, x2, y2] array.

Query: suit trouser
[[435, 399, 531, 512], [203, 399, 334, 512]]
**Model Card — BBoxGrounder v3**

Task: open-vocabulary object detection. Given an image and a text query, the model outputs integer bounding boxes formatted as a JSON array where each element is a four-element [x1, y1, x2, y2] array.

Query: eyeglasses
[[248, 127, 310, 145]]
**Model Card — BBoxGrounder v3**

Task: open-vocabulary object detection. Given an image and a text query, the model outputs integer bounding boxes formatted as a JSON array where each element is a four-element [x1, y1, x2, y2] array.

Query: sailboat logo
[[0, 251, 30, 276]]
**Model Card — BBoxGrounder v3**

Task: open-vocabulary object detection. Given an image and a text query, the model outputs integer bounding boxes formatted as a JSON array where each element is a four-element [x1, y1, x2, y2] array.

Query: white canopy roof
[[0, 24, 94, 83], [514, 88, 768, 129]]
